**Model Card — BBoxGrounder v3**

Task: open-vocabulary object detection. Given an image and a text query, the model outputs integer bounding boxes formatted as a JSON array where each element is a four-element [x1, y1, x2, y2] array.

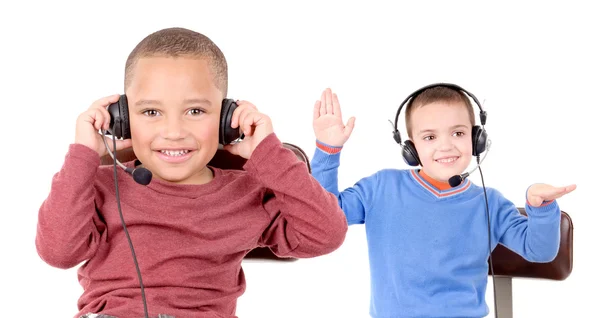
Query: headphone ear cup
[[219, 99, 242, 145], [402, 140, 421, 166], [107, 95, 130, 139], [119, 95, 131, 139], [472, 125, 487, 156]]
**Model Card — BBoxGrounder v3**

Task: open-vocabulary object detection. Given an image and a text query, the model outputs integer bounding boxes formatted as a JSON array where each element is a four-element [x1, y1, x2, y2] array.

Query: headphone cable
[[109, 133, 150, 318], [477, 155, 498, 318]]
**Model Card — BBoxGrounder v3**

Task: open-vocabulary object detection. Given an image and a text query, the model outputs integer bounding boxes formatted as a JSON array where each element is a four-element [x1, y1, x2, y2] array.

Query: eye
[[142, 109, 160, 117], [423, 135, 435, 141], [453, 131, 465, 137], [187, 108, 205, 116]]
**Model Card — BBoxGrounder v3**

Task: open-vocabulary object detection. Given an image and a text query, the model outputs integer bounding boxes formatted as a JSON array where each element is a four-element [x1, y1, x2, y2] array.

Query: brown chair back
[[489, 208, 573, 280]]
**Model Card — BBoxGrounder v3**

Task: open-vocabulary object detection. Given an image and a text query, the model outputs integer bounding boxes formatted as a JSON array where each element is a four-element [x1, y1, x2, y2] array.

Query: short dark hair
[[405, 86, 475, 139], [124, 27, 228, 95]]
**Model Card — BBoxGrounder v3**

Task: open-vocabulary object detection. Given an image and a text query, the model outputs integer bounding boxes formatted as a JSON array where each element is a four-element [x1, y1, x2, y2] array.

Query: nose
[[437, 135, 454, 151], [161, 116, 188, 140]]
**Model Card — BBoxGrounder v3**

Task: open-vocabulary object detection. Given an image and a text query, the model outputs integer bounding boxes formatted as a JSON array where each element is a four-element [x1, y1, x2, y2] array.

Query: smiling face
[[409, 100, 473, 183], [126, 56, 224, 185]]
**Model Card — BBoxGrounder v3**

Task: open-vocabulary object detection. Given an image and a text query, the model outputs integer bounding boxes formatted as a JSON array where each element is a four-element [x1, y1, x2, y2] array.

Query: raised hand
[[223, 100, 274, 159], [527, 183, 577, 207], [74, 94, 133, 157], [313, 88, 355, 147]]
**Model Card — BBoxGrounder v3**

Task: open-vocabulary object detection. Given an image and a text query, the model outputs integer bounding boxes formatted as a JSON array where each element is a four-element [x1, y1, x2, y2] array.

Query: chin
[[156, 172, 195, 184]]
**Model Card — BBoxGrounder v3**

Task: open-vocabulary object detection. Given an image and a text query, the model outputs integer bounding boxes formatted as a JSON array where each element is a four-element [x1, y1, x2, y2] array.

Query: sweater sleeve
[[244, 134, 348, 258], [35, 144, 106, 269], [310, 140, 377, 225], [493, 188, 561, 263]]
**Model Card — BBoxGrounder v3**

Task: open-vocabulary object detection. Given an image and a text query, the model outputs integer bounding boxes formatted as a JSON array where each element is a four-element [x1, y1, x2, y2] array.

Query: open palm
[[313, 88, 355, 147]]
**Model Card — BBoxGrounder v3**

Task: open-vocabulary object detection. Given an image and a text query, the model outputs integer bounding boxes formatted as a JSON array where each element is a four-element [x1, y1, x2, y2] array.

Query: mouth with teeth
[[155, 149, 194, 163], [435, 156, 459, 164], [160, 149, 190, 157]]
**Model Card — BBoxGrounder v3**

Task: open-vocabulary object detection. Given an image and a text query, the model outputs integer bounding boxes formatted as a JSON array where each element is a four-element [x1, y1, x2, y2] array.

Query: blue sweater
[[311, 143, 561, 318]]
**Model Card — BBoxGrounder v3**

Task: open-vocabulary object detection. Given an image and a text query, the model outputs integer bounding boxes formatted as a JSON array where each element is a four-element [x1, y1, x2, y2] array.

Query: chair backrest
[[489, 208, 573, 280]]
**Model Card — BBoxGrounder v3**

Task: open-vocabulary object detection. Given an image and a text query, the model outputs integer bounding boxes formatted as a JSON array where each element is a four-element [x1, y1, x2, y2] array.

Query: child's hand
[[223, 100, 273, 159], [526, 183, 577, 207], [74, 94, 133, 157], [313, 88, 355, 147]]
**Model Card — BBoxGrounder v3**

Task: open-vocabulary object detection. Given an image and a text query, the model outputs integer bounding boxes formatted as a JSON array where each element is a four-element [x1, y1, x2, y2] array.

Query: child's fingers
[[535, 189, 563, 202], [564, 184, 577, 193], [230, 105, 241, 128], [92, 109, 106, 131], [237, 110, 254, 136], [223, 143, 239, 156], [313, 101, 321, 120], [88, 95, 119, 131], [244, 115, 259, 136], [547, 184, 577, 200], [230, 102, 256, 128], [89, 94, 120, 110], [344, 116, 356, 136], [320, 91, 327, 116], [104, 138, 132, 152], [333, 93, 342, 117], [236, 100, 258, 110], [115, 139, 133, 151], [101, 108, 111, 130], [237, 108, 255, 133], [325, 88, 333, 114], [534, 185, 571, 201]]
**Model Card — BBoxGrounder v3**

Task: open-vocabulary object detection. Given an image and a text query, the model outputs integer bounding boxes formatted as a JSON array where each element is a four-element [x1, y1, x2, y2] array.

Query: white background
[[0, 1, 596, 317]]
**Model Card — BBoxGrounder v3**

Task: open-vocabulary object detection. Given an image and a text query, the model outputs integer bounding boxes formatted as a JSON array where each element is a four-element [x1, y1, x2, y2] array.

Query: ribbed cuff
[[315, 140, 343, 155], [525, 198, 560, 223]]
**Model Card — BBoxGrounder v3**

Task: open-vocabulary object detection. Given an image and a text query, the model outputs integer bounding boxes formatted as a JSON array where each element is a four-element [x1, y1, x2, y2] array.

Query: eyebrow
[[183, 98, 213, 107], [417, 124, 469, 135], [134, 98, 213, 108]]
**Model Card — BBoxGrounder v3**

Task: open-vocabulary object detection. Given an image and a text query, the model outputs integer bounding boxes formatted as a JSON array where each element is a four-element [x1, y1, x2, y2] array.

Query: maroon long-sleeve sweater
[[35, 133, 348, 318]]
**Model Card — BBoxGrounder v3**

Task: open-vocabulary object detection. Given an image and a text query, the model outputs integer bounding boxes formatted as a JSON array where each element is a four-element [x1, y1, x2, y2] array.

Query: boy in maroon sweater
[[35, 27, 348, 318]]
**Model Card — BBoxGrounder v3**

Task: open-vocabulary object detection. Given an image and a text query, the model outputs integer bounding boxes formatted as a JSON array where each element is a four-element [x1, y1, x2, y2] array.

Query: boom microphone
[[101, 130, 153, 186], [448, 139, 491, 187]]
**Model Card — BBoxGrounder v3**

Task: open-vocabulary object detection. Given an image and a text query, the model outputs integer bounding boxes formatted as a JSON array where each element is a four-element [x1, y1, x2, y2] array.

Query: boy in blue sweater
[[310, 84, 576, 317]]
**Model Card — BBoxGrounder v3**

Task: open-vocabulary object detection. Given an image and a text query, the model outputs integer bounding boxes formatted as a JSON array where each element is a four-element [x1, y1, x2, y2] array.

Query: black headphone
[[106, 95, 243, 145], [391, 83, 488, 167]]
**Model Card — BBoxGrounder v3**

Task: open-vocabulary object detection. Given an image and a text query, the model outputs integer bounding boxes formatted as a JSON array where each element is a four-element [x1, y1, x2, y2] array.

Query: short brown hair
[[405, 86, 475, 139], [124, 27, 228, 95]]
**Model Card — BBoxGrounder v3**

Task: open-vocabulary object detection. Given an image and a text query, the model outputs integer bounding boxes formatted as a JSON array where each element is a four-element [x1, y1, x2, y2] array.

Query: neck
[[180, 166, 215, 185], [137, 161, 215, 185], [418, 169, 452, 190]]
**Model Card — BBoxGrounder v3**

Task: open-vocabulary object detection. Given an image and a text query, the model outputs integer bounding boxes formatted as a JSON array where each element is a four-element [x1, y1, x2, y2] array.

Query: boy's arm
[[310, 141, 374, 225], [495, 197, 561, 262], [495, 184, 575, 262], [245, 133, 348, 258], [35, 144, 105, 269], [309, 88, 372, 224]]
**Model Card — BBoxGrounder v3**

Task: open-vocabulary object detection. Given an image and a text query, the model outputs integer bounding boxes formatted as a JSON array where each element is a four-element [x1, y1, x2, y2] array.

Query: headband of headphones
[[392, 83, 487, 144]]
